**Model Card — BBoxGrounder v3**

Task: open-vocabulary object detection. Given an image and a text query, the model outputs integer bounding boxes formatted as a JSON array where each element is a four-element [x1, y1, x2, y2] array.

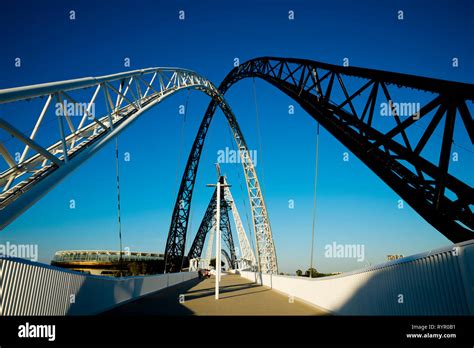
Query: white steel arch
[[223, 178, 256, 269], [0, 68, 217, 228], [0, 67, 277, 275]]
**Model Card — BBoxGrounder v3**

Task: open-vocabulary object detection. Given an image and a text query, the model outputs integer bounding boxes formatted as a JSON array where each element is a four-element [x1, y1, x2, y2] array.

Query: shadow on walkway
[[101, 278, 202, 316], [101, 274, 328, 316]]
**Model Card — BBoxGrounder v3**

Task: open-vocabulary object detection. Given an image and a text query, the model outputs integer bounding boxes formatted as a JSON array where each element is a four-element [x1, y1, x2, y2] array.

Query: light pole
[[207, 174, 230, 300]]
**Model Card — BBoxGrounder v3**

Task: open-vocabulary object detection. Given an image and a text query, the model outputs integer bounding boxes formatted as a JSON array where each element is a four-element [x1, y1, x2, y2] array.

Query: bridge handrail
[[261, 239, 474, 282]]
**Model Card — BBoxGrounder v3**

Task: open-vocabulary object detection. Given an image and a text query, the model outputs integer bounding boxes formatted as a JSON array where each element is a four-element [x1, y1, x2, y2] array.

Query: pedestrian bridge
[[0, 240, 473, 316]]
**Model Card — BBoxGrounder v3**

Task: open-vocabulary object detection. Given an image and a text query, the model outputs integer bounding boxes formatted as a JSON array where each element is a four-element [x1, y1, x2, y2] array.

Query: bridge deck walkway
[[102, 273, 328, 315]]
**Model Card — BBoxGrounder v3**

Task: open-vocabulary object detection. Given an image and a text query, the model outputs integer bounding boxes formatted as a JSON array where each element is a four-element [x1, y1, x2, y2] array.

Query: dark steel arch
[[165, 76, 276, 273], [225, 57, 473, 242], [221, 249, 232, 269], [187, 176, 237, 269], [220, 193, 237, 269], [166, 57, 474, 271], [187, 188, 217, 262]]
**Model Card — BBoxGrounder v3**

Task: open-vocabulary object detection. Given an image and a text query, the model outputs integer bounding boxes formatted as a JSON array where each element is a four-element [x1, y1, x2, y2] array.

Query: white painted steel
[[0, 68, 278, 274], [223, 181, 256, 268], [0, 69, 216, 229], [0, 257, 197, 315], [240, 241, 474, 315], [215, 180, 221, 300]]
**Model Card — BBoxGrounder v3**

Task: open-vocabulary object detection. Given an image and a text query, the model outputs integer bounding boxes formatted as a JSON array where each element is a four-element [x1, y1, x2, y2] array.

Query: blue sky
[[0, 0, 472, 274]]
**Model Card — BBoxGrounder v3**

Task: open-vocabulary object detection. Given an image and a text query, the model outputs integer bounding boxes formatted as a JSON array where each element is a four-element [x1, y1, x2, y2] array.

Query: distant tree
[[128, 262, 140, 276], [305, 267, 319, 278], [296, 269, 303, 276], [148, 260, 161, 274], [209, 258, 224, 269], [302, 267, 333, 278]]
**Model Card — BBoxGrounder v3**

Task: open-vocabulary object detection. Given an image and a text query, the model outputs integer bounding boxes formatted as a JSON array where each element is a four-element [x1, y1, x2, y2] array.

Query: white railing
[[0, 257, 197, 315], [240, 240, 474, 315]]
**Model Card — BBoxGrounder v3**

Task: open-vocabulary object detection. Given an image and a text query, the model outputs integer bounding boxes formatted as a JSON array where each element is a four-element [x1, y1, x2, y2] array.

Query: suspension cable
[[252, 78, 267, 195], [225, 121, 257, 267], [115, 136, 123, 276], [310, 123, 320, 278], [177, 90, 193, 272], [174, 90, 191, 197]]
